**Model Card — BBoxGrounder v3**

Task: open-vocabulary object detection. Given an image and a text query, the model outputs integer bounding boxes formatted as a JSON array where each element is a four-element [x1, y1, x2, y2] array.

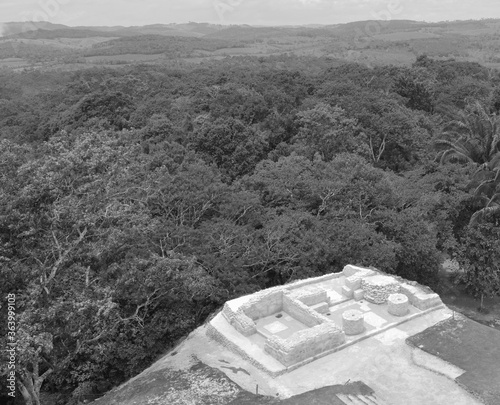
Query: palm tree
[[435, 101, 500, 166], [435, 102, 500, 225], [470, 154, 500, 225]]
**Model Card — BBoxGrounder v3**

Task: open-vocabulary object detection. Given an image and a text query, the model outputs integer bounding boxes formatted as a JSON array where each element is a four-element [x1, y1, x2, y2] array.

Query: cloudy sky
[[1, 0, 499, 26]]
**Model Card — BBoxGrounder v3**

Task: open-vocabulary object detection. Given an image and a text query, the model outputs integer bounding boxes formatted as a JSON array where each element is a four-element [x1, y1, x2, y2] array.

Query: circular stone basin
[[387, 293, 409, 317], [342, 309, 365, 335]]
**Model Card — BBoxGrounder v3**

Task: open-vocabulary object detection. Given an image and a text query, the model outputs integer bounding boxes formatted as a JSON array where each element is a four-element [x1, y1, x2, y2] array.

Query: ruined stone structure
[[207, 264, 444, 375]]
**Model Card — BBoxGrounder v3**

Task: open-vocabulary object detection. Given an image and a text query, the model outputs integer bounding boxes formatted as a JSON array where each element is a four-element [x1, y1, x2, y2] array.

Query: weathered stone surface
[[284, 272, 343, 290], [342, 310, 365, 335], [310, 302, 329, 314], [353, 289, 365, 301], [345, 275, 362, 290], [265, 323, 345, 366], [342, 264, 372, 277], [222, 302, 237, 324], [241, 289, 283, 320], [387, 293, 409, 316], [232, 310, 256, 336], [361, 275, 400, 304], [290, 288, 328, 307], [282, 294, 325, 327], [342, 285, 353, 298], [399, 283, 442, 310], [342, 264, 375, 278]]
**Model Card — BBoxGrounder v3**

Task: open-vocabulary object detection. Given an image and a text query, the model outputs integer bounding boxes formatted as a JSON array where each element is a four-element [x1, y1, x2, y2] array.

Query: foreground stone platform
[[207, 265, 444, 376]]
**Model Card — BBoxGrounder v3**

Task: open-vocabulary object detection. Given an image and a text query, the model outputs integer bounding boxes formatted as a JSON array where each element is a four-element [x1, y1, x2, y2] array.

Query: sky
[[1, 0, 499, 27]]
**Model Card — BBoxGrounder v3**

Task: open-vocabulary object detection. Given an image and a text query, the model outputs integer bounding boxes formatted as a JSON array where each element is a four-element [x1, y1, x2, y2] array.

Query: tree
[[435, 102, 500, 224], [0, 129, 227, 402], [192, 117, 268, 180], [293, 103, 369, 161], [456, 223, 500, 311], [435, 101, 500, 165], [393, 68, 435, 113]]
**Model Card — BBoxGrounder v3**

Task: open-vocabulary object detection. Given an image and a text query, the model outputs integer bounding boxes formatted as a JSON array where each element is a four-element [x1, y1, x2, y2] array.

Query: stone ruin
[[208, 264, 443, 375]]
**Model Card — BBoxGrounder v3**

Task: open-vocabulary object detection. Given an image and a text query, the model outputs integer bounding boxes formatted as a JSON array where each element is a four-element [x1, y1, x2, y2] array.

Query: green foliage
[[85, 35, 238, 57], [436, 102, 500, 166], [192, 117, 268, 180], [294, 103, 369, 161], [1, 54, 498, 403], [393, 68, 435, 113], [456, 223, 500, 298]]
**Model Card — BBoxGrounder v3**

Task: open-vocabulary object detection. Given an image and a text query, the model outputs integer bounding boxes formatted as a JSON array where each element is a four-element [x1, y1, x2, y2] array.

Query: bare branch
[[45, 227, 88, 290]]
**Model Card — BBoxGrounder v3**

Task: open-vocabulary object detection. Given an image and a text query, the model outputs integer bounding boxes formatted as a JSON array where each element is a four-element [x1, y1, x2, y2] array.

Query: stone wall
[[343, 264, 375, 278], [361, 275, 400, 304], [222, 302, 237, 323], [264, 323, 345, 367], [288, 288, 328, 307], [241, 289, 284, 320], [399, 283, 442, 310], [284, 272, 343, 291], [222, 304, 257, 336], [232, 310, 257, 336], [282, 293, 326, 327]]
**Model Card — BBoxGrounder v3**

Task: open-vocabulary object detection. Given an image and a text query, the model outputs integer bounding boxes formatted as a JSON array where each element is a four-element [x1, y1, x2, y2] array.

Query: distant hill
[[1, 18, 499, 70], [3, 28, 119, 40], [0, 21, 69, 36]]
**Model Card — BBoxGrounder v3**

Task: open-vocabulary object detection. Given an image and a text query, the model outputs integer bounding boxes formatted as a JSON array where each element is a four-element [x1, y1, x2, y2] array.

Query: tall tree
[[435, 101, 500, 165], [435, 102, 500, 224]]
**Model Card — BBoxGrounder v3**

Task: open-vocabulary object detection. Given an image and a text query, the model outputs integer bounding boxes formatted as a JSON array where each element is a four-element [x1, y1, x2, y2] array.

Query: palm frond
[[474, 180, 498, 198], [469, 205, 500, 226], [488, 152, 500, 170], [438, 149, 474, 165]]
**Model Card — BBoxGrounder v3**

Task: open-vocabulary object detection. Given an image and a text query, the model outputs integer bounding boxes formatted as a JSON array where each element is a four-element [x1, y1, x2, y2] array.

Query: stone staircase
[[337, 393, 382, 405]]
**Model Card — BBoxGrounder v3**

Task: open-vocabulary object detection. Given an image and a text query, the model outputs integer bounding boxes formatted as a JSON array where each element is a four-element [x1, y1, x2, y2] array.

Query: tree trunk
[[18, 379, 34, 405], [19, 367, 43, 405]]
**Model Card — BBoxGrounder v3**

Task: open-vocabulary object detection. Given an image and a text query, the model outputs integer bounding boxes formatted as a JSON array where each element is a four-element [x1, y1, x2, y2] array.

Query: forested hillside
[[1, 53, 500, 404], [2, 19, 500, 69]]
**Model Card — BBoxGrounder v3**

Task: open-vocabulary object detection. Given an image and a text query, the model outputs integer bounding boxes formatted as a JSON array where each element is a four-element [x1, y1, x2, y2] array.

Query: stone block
[[342, 310, 365, 335], [345, 275, 362, 290], [342, 285, 353, 298], [353, 289, 365, 301], [413, 293, 442, 310], [387, 293, 409, 316]]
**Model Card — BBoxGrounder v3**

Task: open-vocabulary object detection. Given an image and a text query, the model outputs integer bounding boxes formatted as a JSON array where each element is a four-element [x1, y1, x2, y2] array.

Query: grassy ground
[[407, 316, 500, 405]]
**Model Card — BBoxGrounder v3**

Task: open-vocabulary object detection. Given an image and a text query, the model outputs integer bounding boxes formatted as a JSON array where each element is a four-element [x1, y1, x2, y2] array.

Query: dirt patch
[[91, 362, 241, 405], [91, 361, 373, 405], [407, 316, 500, 405]]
